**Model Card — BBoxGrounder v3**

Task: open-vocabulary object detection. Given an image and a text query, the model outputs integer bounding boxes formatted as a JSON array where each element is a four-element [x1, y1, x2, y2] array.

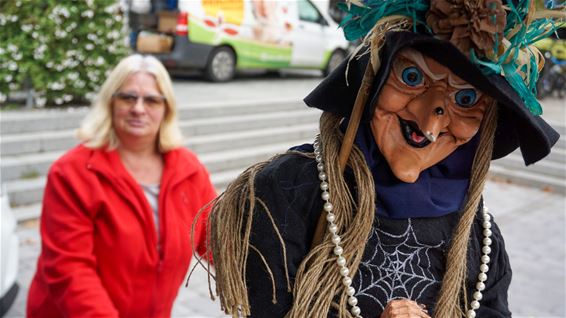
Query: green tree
[[0, 0, 129, 107]]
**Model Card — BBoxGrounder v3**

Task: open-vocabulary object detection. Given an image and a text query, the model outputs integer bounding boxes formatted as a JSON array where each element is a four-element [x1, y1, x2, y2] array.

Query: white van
[[133, 0, 349, 81]]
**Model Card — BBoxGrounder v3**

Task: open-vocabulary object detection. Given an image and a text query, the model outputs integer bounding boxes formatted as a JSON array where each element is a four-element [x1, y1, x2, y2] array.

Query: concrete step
[[1, 130, 77, 157], [1, 109, 319, 157], [11, 203, 42, 223], [492, 152, 566, 179], [12, 166, 246, 222], [186, 123, 318, 154], [179, 108, 320, 136], [496, 141, 565, 167], [5, 177, 46, 207], [178, 98, 305, 119], [488, 165, 566, 195], [1, 125, 319, 182], [1, 151, 62, 182], [199, 139, 306, 173], [1, 120, 317, 159], [546, 120, 566, 135], [4, 139, 312, 207], [0, 107, 89, 135], [0, 98, 305, 135], [210, 169, 247, 193], [543, 146, 566, 164]]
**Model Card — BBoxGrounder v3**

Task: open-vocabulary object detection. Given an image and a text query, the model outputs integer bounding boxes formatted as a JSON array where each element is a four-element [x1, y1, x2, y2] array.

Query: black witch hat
[[304, 0, 563, 164]]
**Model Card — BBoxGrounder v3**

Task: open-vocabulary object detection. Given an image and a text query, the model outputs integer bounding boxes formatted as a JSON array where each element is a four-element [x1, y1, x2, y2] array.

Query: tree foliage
[[0, 0, 129, 107]]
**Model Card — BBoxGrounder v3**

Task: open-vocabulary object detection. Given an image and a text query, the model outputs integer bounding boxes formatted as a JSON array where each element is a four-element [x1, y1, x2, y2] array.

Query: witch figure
[[199, 0, 565, 317]]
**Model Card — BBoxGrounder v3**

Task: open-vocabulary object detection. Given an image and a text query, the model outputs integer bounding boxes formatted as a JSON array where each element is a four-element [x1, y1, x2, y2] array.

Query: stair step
[[488, 165, 566, 195], [1, 124, 318, 182], [210, 169, 246, 193], [0, 107, 89, 135], [180, 109, 320, 136], [1, 151, 63, 182], [178, 98, 305, 119], [546, 120, 566, 135], [0, 98, 306, 135], [1, 109, 319, 157], [11, 167, 246, 223], [1, 130, 77, 157], [186, 123, 318, 154], [3, 139, 312, 207], [199, 139, 308, 173], [499, 146, 566, 166], [493, 152, 566, 179], [5, 177, 47, 207], [11, 203, 42, 223]]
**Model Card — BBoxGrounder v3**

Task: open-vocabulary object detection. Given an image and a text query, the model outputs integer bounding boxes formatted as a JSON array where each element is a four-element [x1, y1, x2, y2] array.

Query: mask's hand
[[379, 299, 431, 318]]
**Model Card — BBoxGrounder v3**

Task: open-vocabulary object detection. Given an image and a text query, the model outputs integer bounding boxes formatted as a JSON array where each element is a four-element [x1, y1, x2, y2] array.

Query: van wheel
[[205, 47, 236, 82], [323, 50, 346, 77]]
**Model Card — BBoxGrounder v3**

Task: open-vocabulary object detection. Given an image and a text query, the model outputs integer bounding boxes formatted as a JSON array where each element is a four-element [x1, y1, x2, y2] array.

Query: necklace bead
[[326, 211, 335, 222], [332, 234, 341, 245], [314, 135, 361, 317], [351, 305, 361, 316], [324, 202, 333, 212], [337, 256, 346, 267], [346, 286, 356, 296], [467, 206, 493, 318], [348, 296, 359, 306]]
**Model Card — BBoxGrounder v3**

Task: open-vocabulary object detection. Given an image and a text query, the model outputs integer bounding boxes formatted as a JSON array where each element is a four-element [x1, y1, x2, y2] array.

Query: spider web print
[[355, 219, 445, 310]]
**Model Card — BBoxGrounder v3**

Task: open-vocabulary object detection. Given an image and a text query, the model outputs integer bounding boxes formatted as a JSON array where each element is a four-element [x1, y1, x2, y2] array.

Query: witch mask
[[371, 48, 491, 183]]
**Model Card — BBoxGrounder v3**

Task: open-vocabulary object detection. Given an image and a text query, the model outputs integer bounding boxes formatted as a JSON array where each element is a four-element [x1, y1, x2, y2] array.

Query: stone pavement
[[5, 179, 565, 318]]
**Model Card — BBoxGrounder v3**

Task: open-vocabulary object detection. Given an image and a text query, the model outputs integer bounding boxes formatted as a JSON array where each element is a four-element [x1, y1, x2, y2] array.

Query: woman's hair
[[76, 54, 183, 152]]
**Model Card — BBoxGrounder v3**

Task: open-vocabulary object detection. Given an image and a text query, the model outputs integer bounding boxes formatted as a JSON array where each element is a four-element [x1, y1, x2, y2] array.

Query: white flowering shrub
[[0, 0, 129, 107]]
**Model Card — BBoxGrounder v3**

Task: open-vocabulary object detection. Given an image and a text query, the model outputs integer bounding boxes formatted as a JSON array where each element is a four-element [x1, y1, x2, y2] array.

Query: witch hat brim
[[304, 31, 559, 165]]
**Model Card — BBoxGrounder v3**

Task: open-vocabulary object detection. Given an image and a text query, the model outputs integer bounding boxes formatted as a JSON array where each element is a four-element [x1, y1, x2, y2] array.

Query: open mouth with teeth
[[398, 116, 431, 148]]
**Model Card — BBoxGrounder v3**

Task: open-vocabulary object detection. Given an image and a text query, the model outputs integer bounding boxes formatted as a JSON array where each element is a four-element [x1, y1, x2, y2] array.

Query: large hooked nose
[[407, 85, 450, 142]]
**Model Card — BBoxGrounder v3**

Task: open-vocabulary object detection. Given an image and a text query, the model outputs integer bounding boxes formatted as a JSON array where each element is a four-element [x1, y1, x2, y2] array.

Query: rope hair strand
[[287, 111, 375, 318], [434, 99, 498, 317]]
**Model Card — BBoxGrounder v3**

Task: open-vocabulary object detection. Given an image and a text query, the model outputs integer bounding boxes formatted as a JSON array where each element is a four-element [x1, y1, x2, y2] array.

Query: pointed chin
[[371, 110, 459, 183]]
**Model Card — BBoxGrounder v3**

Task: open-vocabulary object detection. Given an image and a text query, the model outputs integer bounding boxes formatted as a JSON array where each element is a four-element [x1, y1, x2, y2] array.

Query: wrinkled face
[[112, 72, 166, 147], [372, 48, 490, 183]]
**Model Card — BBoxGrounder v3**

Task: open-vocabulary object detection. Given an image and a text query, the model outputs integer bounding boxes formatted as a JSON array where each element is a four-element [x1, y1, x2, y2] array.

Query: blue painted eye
[[455, 89, 478, 107], [401, 67, 423, 87]]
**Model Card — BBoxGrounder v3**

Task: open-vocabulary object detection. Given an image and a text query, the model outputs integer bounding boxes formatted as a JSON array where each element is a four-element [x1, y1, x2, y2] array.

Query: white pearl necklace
[[467, 205, 493, 318], [313, 136, 362, 318], [312, 135, 492, 318]]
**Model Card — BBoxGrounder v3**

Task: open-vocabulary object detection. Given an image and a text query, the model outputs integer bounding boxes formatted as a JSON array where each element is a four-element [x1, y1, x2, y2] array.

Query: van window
[[298, 0, 325, 25]]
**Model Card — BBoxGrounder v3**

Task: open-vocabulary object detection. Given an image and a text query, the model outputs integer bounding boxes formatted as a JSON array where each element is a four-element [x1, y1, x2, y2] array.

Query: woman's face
[[372, 48, 489, 183], [112, 72, 166, 148]]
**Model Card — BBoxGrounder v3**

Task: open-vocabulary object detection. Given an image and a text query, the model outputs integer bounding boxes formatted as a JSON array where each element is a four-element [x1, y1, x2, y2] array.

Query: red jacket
[[27, 145, 216, 317]]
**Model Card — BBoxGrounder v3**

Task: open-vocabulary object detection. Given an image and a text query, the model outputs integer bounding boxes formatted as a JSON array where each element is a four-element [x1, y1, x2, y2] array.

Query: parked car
[[131, 0, 350, 81], [0, 186, 19, 317]]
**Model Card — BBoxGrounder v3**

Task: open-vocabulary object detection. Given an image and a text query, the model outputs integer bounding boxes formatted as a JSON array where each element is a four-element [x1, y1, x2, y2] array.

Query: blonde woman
[[27, 55, 216, 317]]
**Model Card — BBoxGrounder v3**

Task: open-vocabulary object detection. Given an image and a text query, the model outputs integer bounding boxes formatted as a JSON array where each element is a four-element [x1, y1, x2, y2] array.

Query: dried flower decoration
[[426, 0, 507, 58]]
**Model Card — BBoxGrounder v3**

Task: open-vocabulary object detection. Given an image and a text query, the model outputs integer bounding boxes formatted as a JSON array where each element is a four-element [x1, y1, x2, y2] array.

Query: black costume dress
[[244, 151, 512, 317]]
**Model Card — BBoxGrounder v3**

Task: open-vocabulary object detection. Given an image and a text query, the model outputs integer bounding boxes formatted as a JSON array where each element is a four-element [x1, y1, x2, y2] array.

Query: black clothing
[[246, 153, 512, 317]]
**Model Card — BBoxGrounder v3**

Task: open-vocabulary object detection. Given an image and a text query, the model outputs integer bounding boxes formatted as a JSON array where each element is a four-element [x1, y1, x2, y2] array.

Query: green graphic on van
[[189, 19, 293, 68]]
